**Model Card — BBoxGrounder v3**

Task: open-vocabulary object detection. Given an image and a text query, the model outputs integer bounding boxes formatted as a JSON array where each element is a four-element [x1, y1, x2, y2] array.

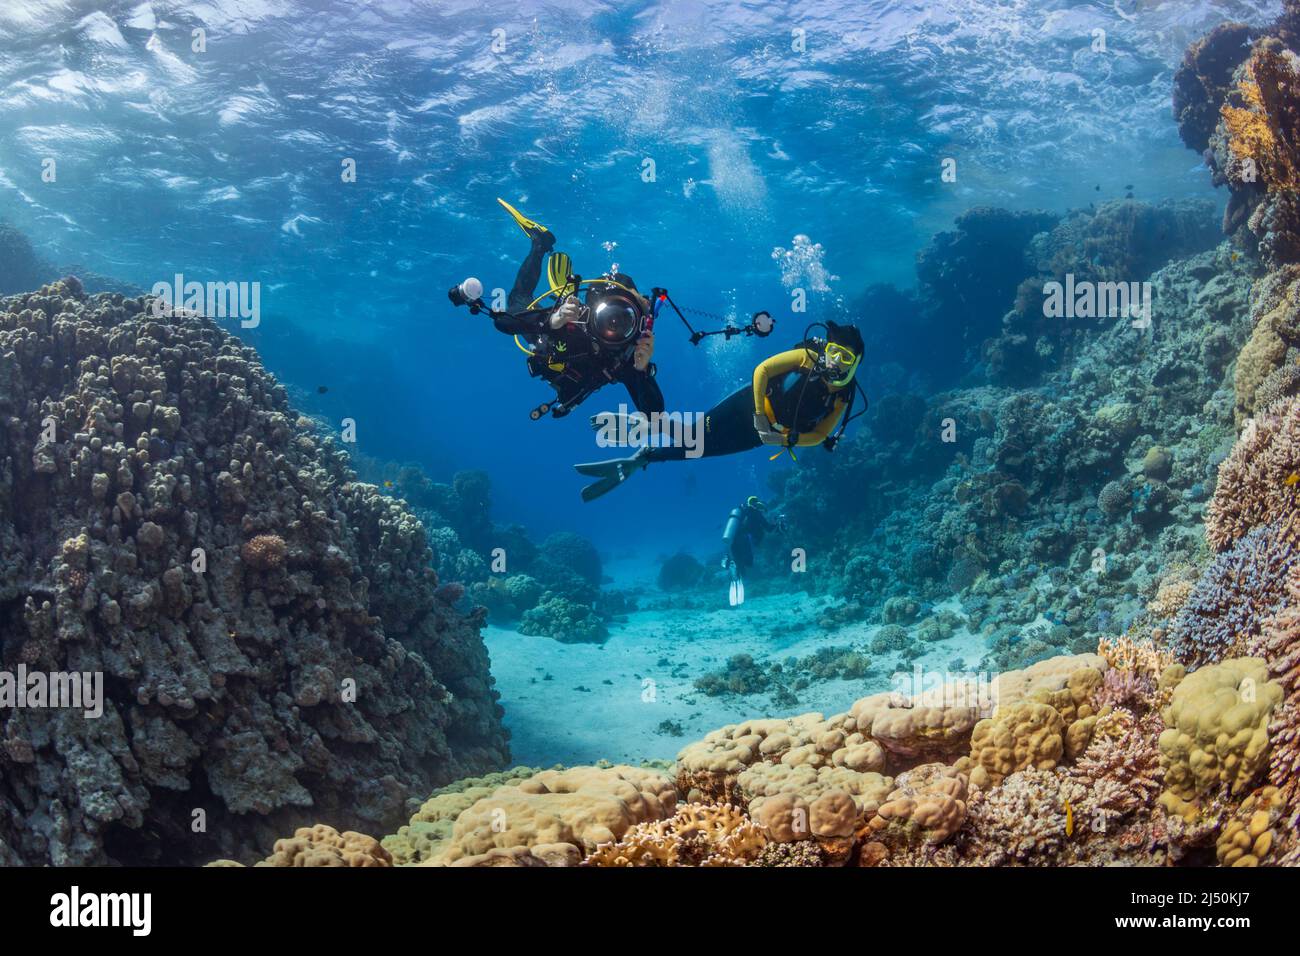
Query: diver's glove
[[550, 295, 583, 330], [754, 412, 786, 446], [633, 331, 655, 372]]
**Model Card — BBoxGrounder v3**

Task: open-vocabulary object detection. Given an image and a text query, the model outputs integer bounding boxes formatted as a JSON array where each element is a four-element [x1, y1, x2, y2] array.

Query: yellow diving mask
[[823, 342, 860, 386]]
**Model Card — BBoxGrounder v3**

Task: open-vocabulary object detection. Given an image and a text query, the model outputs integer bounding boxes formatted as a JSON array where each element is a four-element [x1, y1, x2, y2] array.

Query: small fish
[[383, 479, 394, 488], [1094, 184, 1100, 191], [1124, 184, 1133, 190], [1284, 472, 1300, 486], [317, 385, 329, 394], [1231, 252, 1240, 261], [1065, 799, 1075, 837]]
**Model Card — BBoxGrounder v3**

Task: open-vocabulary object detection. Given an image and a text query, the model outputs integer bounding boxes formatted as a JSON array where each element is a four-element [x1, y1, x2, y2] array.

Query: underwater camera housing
[[447, 276, 485, 311]]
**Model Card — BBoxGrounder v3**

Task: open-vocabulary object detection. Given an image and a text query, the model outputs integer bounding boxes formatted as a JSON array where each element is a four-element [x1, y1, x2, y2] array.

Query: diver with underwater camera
[[448, 199, 663, 420]]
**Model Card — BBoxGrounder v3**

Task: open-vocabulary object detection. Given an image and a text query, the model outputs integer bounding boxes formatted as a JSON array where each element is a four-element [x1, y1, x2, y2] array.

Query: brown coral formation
[[0, 282, 508, 866], [429, 765, 676, 865], [256, 824, 392, 867], [1216, 786, 1288, 866], [1158, 658, 1283, 820]]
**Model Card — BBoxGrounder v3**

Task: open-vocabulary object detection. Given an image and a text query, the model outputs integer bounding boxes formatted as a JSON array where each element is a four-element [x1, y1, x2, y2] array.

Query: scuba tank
[[722, 506, 744, 547]]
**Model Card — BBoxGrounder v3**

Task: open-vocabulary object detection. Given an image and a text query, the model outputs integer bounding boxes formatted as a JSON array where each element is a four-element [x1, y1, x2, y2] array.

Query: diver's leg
[[733, 536, 754, 573], [646, 385, 761, 462], [504, 236, 551, 314]]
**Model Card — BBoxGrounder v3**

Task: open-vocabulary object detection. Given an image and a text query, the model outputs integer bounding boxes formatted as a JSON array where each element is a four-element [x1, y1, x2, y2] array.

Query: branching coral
[[584, 803, 766, 867], [1249, 571, 1300, 829], [1206, 393, 1300, 552], [1169, 519, 1300, 666], [1067, 710, 1164, 832], [240, 533, 287, 571]]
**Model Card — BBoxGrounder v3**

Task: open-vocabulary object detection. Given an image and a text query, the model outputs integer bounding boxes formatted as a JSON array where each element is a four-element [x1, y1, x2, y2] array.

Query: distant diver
[[575, 320, 867, 501], [447, 199, 662, 420], [722, 495, 773, 607]]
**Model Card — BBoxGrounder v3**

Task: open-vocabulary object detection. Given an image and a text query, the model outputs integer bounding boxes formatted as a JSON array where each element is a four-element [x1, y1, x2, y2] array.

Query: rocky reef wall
[[0, 280, 508, 865]]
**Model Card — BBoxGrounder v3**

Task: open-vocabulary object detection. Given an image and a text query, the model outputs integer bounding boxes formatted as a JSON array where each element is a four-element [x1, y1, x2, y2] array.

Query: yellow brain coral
[[850, 693, 981, 762], [433, 765, 677, 865], [1158, 657, 1283, 820], [1216, 786, 1287, 867], [675, 715, 824, 801], [966, 701, 1067, 788], [382, 766, 539, 864]]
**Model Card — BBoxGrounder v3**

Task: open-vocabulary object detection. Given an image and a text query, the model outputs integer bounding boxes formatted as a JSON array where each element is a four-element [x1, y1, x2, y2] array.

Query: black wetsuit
[[646, 363, 842, 462], [727, 504, 770, 572], [498, 242, 664, 415]]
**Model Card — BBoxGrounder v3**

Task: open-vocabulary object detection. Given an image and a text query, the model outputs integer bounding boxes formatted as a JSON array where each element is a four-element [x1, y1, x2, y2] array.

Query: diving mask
[[823, 342, 860, 386]]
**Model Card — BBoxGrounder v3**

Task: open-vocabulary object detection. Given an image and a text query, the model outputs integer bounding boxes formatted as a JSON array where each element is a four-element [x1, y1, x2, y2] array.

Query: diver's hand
[[633, 332, 655, 372], [754, 412, 785, 445], [550, 295, 582, 330]]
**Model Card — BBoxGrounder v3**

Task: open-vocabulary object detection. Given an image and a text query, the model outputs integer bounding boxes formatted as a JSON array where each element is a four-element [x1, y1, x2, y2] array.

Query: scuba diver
[[448, 199, 662, 420], [574, 319, 866, 501], [722, 495, 774, 607]]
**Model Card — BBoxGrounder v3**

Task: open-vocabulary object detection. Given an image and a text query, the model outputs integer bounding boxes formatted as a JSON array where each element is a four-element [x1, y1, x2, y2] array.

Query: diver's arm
[[619, 364, 665, 415], [793, 398, 847, 447], [489, 307, 550, 336], [750, 348, 815, 416]]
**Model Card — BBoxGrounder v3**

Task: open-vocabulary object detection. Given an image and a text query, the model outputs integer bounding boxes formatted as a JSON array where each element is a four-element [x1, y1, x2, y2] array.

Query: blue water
[[0, 0, 1278, 553]]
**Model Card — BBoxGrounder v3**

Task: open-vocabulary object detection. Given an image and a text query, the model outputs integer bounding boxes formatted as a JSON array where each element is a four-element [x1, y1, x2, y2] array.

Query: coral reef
[[0, 282, 507, 866], [427, 765, 676, 865], [1158, 658, 1282, 820]]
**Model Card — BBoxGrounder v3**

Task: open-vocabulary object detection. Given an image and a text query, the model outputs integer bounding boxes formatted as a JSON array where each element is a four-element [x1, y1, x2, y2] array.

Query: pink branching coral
[[1067, 710, 1164, 831], [1250, 571, 1300, 831]]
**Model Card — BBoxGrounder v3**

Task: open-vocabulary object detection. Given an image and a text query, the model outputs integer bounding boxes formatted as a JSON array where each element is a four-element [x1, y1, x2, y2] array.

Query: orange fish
[[1285, 473, 1299, 487], [1065, 799, 1075, 837]]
